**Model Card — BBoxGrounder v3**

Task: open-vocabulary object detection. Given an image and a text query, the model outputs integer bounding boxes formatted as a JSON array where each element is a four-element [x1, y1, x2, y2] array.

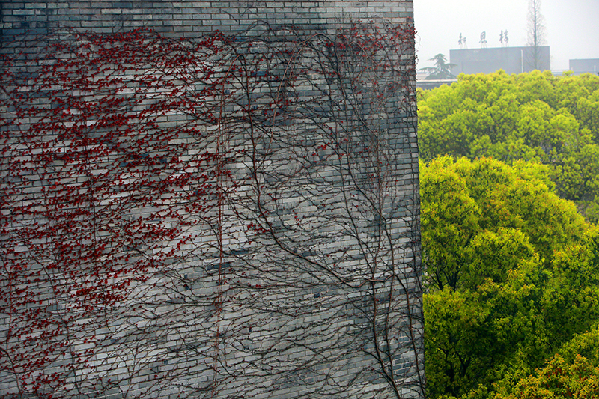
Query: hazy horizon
[[413, 0, 599, 73]]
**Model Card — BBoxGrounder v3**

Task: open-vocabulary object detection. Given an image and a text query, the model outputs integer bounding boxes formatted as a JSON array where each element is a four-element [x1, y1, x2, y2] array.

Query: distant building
[[416, 79, 457, 90], [450, 46, 550, 75], [569, 59, 599, 75]]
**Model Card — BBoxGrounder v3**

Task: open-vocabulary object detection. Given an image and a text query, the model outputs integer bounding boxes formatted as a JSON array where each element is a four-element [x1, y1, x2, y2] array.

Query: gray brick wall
[[1, 1, 414, 38], [0, 2, 423, 398]]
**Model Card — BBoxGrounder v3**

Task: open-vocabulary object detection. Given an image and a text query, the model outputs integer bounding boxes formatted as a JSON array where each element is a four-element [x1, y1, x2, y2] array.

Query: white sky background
[[413, 0, 599, 72]]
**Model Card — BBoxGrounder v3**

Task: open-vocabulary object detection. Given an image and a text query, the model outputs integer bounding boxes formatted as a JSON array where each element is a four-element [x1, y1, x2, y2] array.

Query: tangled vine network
[[0, 21, 423, 399]]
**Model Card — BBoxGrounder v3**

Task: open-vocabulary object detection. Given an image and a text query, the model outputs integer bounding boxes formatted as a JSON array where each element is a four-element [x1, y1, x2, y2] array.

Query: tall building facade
[[1, 2, 423, 398]]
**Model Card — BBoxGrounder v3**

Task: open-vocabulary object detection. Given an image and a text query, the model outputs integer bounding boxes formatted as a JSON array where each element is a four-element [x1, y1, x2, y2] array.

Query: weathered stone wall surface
[[1, 2, 423, 398], [1, 1, 413, 37]]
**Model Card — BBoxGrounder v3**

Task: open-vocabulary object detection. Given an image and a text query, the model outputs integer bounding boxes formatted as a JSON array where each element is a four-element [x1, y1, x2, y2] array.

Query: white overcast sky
[[413, 0, 599, 71]]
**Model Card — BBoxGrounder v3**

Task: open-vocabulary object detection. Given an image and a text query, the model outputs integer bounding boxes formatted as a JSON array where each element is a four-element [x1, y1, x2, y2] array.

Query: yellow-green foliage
[[499, 355, 599, 399], [492, 326, 599, 398], [422, 157, 599, 399], [419, 71, 599, 222]]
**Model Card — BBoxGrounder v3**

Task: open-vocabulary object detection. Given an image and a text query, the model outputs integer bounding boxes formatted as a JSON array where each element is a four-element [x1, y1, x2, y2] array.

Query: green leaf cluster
[[418, 70, 599, 222], [491, 326, 599, 399], [422, 157, 599, 398]]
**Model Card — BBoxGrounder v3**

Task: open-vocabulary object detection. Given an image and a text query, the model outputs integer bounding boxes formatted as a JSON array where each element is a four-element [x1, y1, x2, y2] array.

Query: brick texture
[[0, 2, 423, 398]]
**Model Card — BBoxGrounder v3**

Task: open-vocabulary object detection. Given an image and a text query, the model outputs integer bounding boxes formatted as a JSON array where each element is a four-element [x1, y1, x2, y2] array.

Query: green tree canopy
[[421, 157, 586, 291], [421, 157, 599, 399], [418, 70, 599, 221], [492, 324, 599, 399]]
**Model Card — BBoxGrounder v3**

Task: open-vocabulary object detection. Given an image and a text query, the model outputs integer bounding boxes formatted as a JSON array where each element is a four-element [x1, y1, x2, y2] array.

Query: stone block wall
[[1, 1, 413, 37], [0, 2, 423, 398]]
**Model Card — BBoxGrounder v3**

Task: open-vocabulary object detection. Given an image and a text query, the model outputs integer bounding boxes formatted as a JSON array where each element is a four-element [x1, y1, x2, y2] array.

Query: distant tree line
[[420, 54, 456, 80]]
